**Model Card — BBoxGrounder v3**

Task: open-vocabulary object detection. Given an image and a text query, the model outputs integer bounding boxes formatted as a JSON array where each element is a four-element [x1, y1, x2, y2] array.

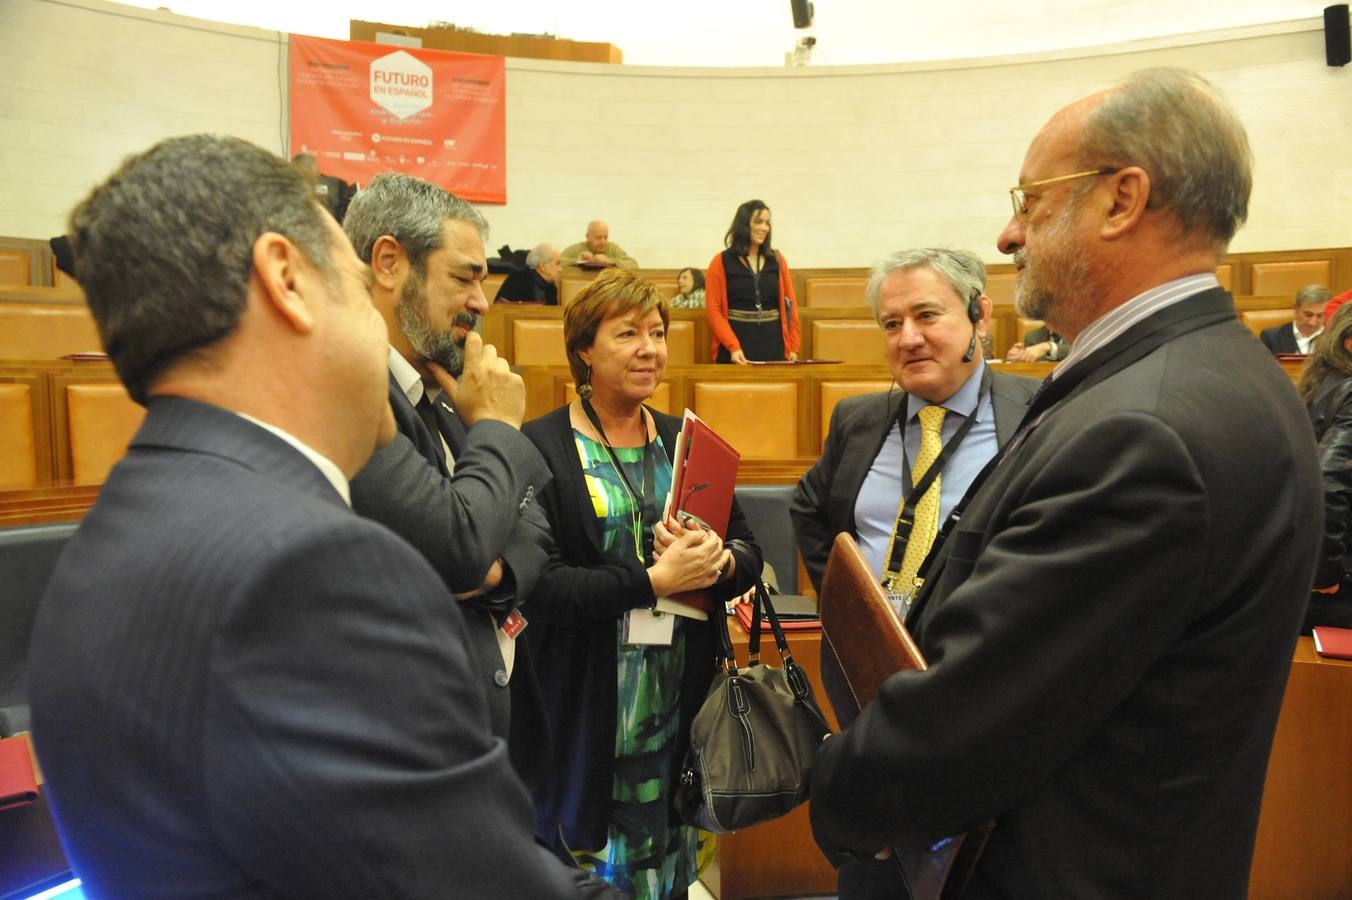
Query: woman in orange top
[[705, 200, 800, 363]]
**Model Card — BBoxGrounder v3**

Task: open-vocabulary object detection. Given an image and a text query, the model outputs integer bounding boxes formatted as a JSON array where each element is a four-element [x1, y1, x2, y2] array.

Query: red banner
[[289, 34, 506, 204]]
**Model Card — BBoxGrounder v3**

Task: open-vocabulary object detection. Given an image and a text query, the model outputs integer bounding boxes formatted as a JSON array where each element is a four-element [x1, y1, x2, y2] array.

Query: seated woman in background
[[521, 269, 763, 899], [705, 200, 800, 364], [1299, 302, 1352, 631], [669, 267, 705, 308]]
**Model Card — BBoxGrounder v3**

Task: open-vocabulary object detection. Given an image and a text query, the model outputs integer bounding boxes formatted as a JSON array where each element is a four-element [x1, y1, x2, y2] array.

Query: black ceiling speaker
[[1327, 4, 1350, 67], [791, 0, 814, 29]]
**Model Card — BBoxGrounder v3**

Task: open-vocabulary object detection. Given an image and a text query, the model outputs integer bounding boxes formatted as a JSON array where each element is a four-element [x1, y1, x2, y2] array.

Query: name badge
[[624, 608, 675, 646], [502, 610, 528, 639]]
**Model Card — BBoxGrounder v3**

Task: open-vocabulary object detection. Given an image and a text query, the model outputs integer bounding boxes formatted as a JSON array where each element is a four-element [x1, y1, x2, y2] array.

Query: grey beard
[[394, 276, 479, 377]]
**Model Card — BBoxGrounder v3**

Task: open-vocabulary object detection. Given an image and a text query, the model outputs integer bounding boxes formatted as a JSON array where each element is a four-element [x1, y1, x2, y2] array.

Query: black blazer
[[350, 373, 554, 788], [810, 289, 1322, 899], [521, 403, 762, 850], [496, 267, 559, 305], [790, 367, 1039, 592], [28, 396, 618, 898], [1259, 321, 1299, 355]]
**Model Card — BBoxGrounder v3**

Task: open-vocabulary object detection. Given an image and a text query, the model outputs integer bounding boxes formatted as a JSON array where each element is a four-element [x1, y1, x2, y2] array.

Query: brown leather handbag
[[676, 581, 831, 833]]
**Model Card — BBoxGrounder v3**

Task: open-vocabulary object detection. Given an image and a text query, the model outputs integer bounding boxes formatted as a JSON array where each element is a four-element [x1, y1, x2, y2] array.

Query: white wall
[[3, 0, 1349, 269]]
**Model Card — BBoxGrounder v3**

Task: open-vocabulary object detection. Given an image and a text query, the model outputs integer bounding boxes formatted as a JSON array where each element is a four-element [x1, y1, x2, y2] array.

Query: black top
[[718, 248, 785, 362], [496, 268, 558, 305], [721, 248, 779, 312]]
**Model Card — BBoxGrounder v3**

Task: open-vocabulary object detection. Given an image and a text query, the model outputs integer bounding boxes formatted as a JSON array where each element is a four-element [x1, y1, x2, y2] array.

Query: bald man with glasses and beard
[[809, 68, 1321, 900]]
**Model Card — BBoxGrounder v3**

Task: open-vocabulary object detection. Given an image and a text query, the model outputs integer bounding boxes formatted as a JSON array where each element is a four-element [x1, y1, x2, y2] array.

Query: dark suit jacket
[[27, 396, 617, 898], [496, 267, 559, 305], [809, 289, 1322, 899], [521, 404, 763, 850], [350, 373, 553, 788], [1259, 321, 1299, 355], [790, 367, 1040, 592]]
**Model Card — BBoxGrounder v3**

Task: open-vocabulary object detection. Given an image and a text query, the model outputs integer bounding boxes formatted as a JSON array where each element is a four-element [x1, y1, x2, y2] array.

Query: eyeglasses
[[1009, 168, 1120, 218]]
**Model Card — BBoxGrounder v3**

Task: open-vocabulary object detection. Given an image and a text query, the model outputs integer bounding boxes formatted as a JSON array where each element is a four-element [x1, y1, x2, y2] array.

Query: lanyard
[[882, 366, 991, 581], [580, 398, 658, 565]]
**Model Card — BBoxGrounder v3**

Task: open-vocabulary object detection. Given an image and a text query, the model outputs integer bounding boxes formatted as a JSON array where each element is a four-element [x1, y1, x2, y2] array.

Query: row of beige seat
[[4, 234, 1347, 302], [488, 299, 1314, 368], [797, 256, 1345, 309], [0, 360, 143, 490]]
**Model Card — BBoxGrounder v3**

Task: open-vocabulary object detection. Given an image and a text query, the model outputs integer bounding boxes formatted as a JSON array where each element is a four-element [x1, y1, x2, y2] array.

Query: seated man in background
[[560, 219, 638, 268], [26, 134, 618, 899], [1004, 322, 1071, 361], [497, 242, 562, 304], [1261, 283, 1330, 355], [791, 248, 1039, 603]]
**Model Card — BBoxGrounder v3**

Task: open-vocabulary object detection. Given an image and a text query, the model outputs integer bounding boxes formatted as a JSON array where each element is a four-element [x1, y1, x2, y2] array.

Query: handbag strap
[[746, 579, 794, 666], [712, 587, 738, 673], [746, 580, 829, 731]]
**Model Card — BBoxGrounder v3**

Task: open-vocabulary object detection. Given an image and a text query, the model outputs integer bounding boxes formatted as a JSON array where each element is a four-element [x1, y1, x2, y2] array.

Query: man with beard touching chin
[[345, 172, 555, 793]]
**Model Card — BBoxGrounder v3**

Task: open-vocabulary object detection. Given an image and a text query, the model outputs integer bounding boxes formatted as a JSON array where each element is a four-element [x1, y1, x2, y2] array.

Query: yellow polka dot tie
[[890, 404, 947, 597]]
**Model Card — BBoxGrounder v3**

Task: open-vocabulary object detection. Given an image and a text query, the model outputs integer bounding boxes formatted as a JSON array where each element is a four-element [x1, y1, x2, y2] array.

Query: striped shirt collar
[[1052, 273, 1220, 381]]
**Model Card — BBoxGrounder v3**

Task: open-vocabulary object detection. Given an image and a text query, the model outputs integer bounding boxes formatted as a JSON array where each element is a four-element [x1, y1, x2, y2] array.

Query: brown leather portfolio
[[816, 532, 990, 900], [818, 532, 925, 728]]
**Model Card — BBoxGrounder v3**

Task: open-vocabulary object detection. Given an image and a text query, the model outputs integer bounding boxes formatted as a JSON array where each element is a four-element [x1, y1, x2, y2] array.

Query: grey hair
[[525, 244, 556, 268], [866, 248, 986, 323], [343, 171, 487, 271], [1296, 284, 1333, 308], [70, 134, 333, 405], [1078, 68, 1252, 252]]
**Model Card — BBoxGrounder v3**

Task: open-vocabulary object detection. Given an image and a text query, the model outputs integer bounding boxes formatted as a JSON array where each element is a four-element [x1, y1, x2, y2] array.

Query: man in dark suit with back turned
[[26, 135, 618, 898], [809, 68, 1321, 899], [791, 248, 1038, 601], [343, 172, 554, 790]]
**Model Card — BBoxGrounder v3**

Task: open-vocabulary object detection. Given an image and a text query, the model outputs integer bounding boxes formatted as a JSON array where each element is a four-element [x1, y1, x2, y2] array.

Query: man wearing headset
[[791, 248, 1040, 612]]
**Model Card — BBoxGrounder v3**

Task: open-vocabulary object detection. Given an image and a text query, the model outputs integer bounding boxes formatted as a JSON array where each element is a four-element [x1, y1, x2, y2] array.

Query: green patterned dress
[[570, 429, 713, 899]]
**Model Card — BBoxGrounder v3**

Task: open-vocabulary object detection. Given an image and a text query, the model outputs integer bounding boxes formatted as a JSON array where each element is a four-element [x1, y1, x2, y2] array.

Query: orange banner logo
[[290, 34, 506, 204]]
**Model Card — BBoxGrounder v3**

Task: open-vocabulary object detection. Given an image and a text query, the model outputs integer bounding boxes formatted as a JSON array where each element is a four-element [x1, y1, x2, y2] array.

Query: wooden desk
[[1248, 636, 1352, 898], [713, 628, 1352, 900]]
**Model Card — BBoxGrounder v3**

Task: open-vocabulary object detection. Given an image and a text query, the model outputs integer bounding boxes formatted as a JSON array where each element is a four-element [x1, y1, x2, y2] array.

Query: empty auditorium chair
[[733, 484, 800, 594], [693, 381, 798, 460], [65, 384, 145, 484], [512, 319, 568, 366], [1240, 309, 1294, 339], [819, 380, 892, 447], [985, 271, 1017, 306], [0, 304, 103, 360], [811, 320, 884, 364], [665, 320, 695, 365], [0, 250, 32, 285], [650, 278, 679, 301], [0, 385, 38, 488], [559, 278, 591, 306], [803, 277, 869, 307], [1251, 261, 1331, 298]]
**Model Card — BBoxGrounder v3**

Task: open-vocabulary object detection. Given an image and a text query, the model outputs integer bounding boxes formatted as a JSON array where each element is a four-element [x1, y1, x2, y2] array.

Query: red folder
[[663, 411, 741, 615], [733, 596, 822, 633], [668, 410, 740, 538], [0, 736, 38, 811], [1312, 625, 1352, 659]]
